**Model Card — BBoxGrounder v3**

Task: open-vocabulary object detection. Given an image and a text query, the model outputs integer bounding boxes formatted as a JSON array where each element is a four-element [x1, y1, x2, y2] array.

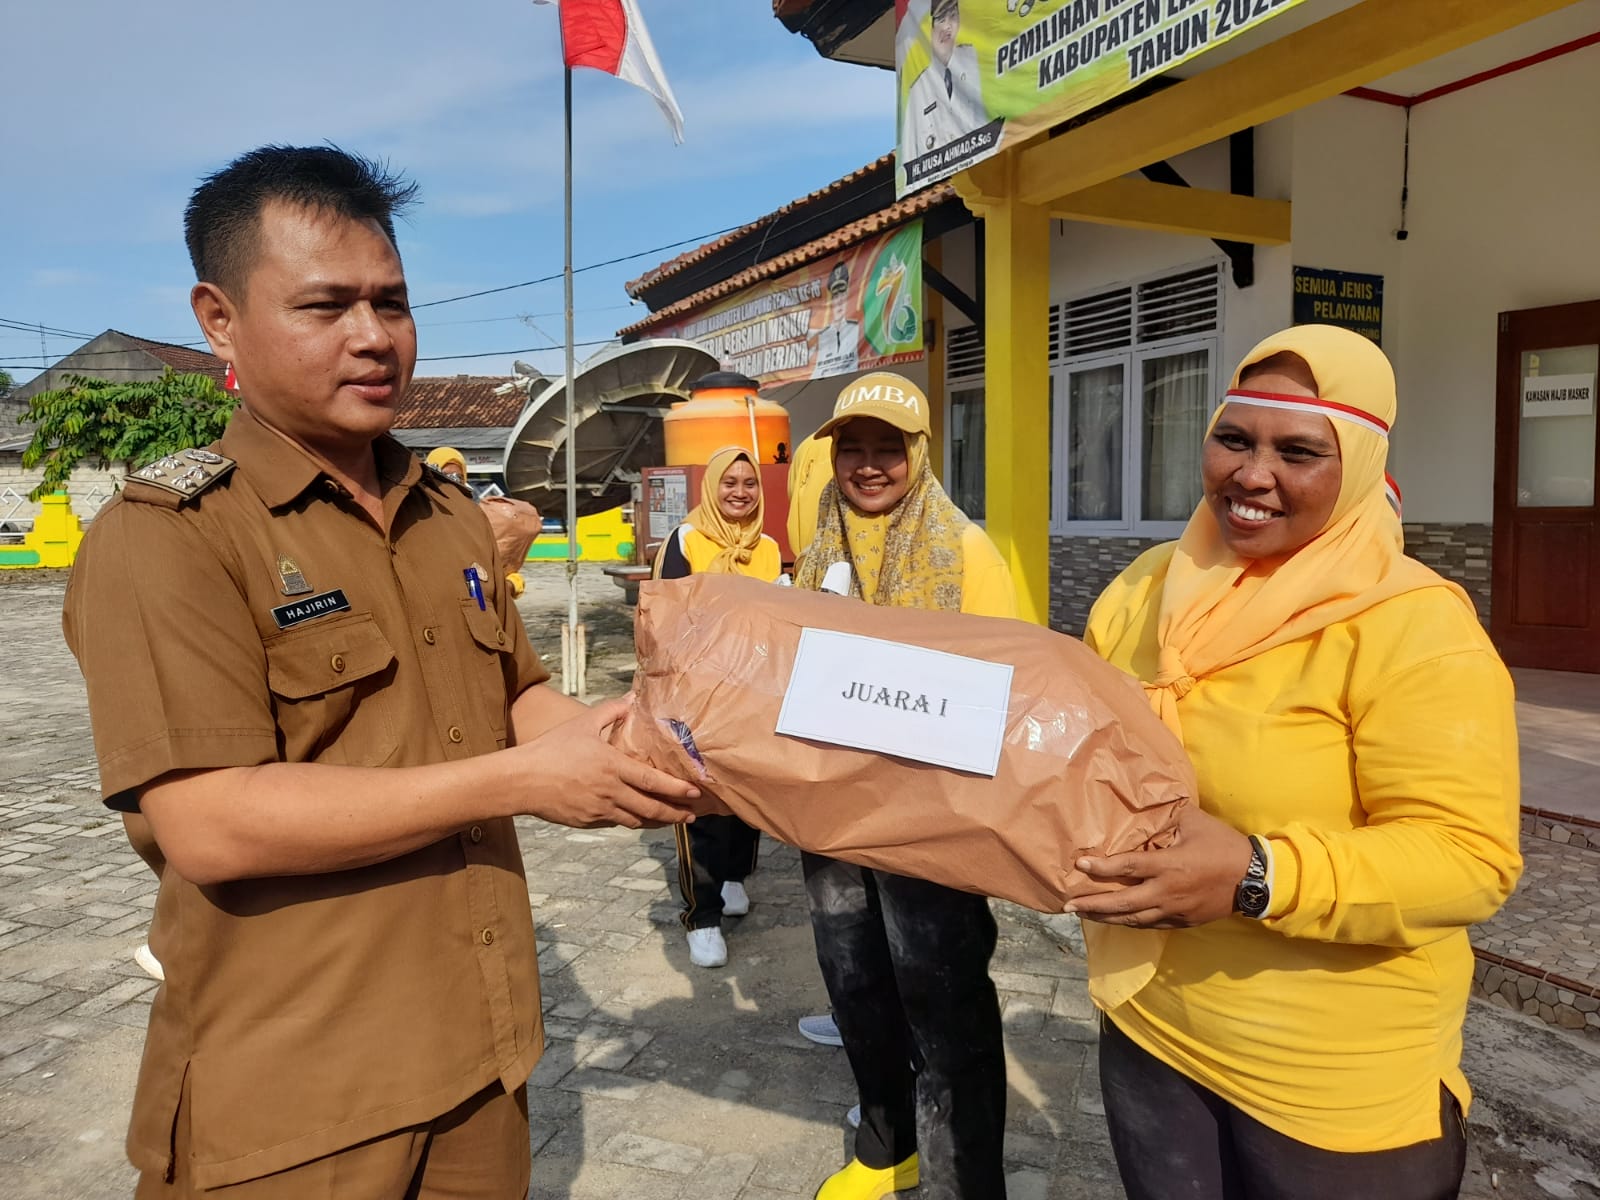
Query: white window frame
[[1050, 260, 1224, 538], [943, 322, 987, 523]]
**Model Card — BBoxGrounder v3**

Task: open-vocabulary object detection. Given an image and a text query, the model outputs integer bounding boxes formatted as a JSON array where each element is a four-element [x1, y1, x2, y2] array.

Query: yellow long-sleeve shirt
[[957, 525, 1018, 619], [1084, 544, 1522, 1152]]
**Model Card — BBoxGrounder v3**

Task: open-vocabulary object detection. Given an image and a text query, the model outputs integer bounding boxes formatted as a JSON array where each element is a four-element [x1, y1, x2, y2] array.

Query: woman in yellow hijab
[[654, 446, 781, 969], [1076, 326, 1521, 1199], [794, 373, 1016, 1200]]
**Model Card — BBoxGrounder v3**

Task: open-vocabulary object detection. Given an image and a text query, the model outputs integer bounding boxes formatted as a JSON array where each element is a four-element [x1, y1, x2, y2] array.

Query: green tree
[[0, 369, 13, 402], [21, 369, 237, 499]]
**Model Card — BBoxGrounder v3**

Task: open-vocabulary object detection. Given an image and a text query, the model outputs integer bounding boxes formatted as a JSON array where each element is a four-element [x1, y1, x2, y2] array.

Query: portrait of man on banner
[[898, 0, 988, 170], [811, 261, 862, 380]]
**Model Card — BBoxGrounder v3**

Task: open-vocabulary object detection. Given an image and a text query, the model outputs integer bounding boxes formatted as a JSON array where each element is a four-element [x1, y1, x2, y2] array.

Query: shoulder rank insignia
[[423, 461, 475, 498], [123, 448, 237, 508]]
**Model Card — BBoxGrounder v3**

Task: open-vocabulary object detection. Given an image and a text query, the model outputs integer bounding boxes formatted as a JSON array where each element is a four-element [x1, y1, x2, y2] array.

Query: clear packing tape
[[611, 575, 1194, 914]]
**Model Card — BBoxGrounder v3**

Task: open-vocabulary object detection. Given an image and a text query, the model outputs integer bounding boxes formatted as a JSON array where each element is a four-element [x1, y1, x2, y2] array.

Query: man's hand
[[505, 698, 700, 831], [1064, 805, 1253, 929]]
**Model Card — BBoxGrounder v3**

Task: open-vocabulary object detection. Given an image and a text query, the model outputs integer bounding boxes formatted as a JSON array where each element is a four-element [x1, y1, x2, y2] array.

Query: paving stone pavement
[[0, 567, 1588, 1198], [1474, 837, 1600, 1022]]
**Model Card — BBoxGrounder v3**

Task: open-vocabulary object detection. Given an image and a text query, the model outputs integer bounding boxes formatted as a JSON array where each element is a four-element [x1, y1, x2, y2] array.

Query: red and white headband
[[1384, 473, 1402, 518], [1220, 389, 1391, 440]]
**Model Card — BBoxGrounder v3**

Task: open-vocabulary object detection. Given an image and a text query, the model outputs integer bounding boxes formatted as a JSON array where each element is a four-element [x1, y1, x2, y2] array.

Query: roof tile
[[620, 183, 955, 338], [391, 377, 525, 429]]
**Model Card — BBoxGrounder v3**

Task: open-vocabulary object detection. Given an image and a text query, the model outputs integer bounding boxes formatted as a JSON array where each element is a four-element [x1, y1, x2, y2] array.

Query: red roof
[[626, 154, 896, 296], [391, 376, 524, 429], [620, 183, 954, 337], [113, 332, 230, 388]]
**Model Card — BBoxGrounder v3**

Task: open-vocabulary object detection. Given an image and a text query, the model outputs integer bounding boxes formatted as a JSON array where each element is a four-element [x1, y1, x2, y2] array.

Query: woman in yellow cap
[[1073, 326, 1521, 1198], [654, 445, 782, 968], [793, 372, 1016, 1200]]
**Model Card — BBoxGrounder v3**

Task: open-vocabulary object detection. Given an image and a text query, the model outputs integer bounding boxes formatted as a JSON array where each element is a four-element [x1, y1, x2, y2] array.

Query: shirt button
[[480, 928, 495, 946], [330, 654, 346, 673], [423, 627, 436, 645], [469, 825, 483, 843], [448, 726, 464, 743], [495, 630, 505, 646]]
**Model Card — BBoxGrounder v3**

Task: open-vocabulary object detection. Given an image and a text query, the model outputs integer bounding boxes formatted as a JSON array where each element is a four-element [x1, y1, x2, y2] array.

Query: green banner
[[652, 221, 924, 387], [896, 0, 1311, 197]]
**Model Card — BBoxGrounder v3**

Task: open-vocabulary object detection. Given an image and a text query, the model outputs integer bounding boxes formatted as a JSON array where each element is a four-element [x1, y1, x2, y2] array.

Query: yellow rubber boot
[[813, 1153, 919, 1200]]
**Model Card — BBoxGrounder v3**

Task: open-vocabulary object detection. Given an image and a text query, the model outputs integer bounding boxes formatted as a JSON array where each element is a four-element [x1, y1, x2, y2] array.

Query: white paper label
[[775, 628, 1013, 776], [820, 561, 853, 596], [1522, 373, 1596, 419]]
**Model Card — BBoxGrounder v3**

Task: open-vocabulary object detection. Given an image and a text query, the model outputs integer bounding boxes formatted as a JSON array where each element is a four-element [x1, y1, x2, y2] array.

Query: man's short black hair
[[184, 145, 418, 293]]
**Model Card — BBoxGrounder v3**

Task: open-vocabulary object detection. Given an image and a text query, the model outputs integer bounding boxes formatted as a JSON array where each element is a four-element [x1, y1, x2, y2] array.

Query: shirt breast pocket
[[459, 598, 515, 747], [264, 613, 398, 765]]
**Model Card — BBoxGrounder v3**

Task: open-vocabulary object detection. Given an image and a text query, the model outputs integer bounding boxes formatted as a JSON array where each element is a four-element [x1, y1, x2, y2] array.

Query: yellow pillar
[[924, 237, 945, 482], [957, 155, 1051, 625]]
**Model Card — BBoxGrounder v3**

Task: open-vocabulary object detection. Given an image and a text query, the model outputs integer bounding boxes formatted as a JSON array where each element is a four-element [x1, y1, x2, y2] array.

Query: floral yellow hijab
[[793, 429, 968, 610], [677, 445, 766, 575]]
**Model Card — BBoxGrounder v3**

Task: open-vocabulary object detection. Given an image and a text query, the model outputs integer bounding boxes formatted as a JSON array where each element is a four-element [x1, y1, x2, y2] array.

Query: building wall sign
[[652, 222, 924, 388], [894, 0, 1310, 198], [1292, 266, 1385, 345], [1522, 373, 1596, 420]]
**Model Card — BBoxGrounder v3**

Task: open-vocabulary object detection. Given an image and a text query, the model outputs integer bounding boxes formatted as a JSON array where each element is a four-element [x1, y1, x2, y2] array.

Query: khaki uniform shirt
[[62, 408, 549, 1189]]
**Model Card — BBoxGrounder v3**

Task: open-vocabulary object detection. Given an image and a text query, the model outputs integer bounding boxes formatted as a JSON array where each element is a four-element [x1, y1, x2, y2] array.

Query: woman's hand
[[1066, 805, 1255, 929]]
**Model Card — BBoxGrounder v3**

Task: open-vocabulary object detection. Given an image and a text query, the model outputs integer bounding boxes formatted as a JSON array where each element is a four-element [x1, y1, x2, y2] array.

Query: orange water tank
[[663, 372, 792, 467]]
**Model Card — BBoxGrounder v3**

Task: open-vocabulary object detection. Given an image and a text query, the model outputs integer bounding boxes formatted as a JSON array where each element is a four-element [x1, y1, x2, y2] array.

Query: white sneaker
[[686, 926, 728, 968], [797, 1013, 843, 1046], [720, 880, 750, 917], [847, 1103, 862, 1129], [134, 943, 164, 982]]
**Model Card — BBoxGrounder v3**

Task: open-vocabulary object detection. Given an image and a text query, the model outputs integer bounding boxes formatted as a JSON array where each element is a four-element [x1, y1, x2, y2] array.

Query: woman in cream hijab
[[1076, 326, 1521, 1198], [654, 446, 781, 968]]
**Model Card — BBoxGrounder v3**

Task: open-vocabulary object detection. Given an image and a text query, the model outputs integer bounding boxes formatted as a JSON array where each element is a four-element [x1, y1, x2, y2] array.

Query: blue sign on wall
[[1293, 267, 1384, 345]]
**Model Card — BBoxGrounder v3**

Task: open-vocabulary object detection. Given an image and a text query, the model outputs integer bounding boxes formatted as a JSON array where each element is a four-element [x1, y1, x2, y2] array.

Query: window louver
[[1057, 287, 1134, 360], [946, 324, 985, 383], [1136, 263, 1222, 344]]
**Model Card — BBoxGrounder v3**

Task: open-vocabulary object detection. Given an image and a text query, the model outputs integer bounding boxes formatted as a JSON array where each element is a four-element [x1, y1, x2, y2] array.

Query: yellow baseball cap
[[814, 372, 931, 440], [425, 446, 467, 477]]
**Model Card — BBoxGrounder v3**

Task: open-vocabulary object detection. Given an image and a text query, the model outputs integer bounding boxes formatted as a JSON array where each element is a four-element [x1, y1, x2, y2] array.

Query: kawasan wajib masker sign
[[652, 222, 924, 388], [896, 0, 1310, 198]]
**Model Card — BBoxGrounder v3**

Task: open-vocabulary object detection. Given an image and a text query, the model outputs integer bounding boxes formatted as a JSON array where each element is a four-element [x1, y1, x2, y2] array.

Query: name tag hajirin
[[271, 589, 352, 630]]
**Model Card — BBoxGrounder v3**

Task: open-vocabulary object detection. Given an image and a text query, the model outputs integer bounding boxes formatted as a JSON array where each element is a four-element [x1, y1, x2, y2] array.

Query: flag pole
[[562, 64, 584, 698]]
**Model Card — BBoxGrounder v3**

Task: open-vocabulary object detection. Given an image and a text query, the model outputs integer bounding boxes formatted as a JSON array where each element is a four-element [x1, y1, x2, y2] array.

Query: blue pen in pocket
[[464, 567, 486, 610]]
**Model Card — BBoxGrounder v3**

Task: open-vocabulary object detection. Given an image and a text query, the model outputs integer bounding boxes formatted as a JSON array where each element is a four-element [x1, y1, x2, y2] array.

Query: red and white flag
[[534, 0, 685, 143]]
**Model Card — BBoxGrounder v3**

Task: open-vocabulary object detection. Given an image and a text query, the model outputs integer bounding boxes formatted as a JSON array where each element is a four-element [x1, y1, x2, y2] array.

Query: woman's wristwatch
[[1234, 835, 1272, 919]]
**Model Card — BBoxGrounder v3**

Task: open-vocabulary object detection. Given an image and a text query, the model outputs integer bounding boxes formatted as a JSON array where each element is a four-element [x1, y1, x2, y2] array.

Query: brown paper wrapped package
[[479, 496, 541, 578], [611, 574, 1194, 914]]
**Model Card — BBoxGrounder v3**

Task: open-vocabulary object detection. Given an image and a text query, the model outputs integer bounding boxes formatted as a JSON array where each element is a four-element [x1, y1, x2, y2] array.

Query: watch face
[[1237, 880, 1271, 919]]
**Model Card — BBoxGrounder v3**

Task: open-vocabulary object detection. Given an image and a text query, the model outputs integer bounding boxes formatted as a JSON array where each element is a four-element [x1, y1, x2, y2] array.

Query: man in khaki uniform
[[62, 145, 699, 1198]]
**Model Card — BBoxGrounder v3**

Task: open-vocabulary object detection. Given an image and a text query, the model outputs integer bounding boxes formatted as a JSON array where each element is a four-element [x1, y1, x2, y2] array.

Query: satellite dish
[[503, 338, 719, 520]]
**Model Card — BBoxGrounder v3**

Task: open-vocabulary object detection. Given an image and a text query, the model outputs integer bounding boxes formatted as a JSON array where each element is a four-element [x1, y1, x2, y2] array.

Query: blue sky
[[1, 0, 895, 385]]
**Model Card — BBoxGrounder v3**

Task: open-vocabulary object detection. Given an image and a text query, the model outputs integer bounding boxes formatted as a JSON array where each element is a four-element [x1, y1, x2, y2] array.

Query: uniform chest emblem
[[276, 554, 313, 596]]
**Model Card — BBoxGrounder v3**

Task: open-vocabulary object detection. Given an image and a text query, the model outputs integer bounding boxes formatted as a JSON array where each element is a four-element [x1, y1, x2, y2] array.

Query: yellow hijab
[[785, 432, 832, 558], [1143, 324, 1473, 736], [1086, 323, 1475, 1010], [793, 429, 968, 610], [675, 445, 766, 575]]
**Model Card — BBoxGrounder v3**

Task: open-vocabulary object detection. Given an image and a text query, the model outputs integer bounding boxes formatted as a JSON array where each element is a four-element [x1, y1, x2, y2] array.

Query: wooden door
[[1492, 300, 1600, 672]]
